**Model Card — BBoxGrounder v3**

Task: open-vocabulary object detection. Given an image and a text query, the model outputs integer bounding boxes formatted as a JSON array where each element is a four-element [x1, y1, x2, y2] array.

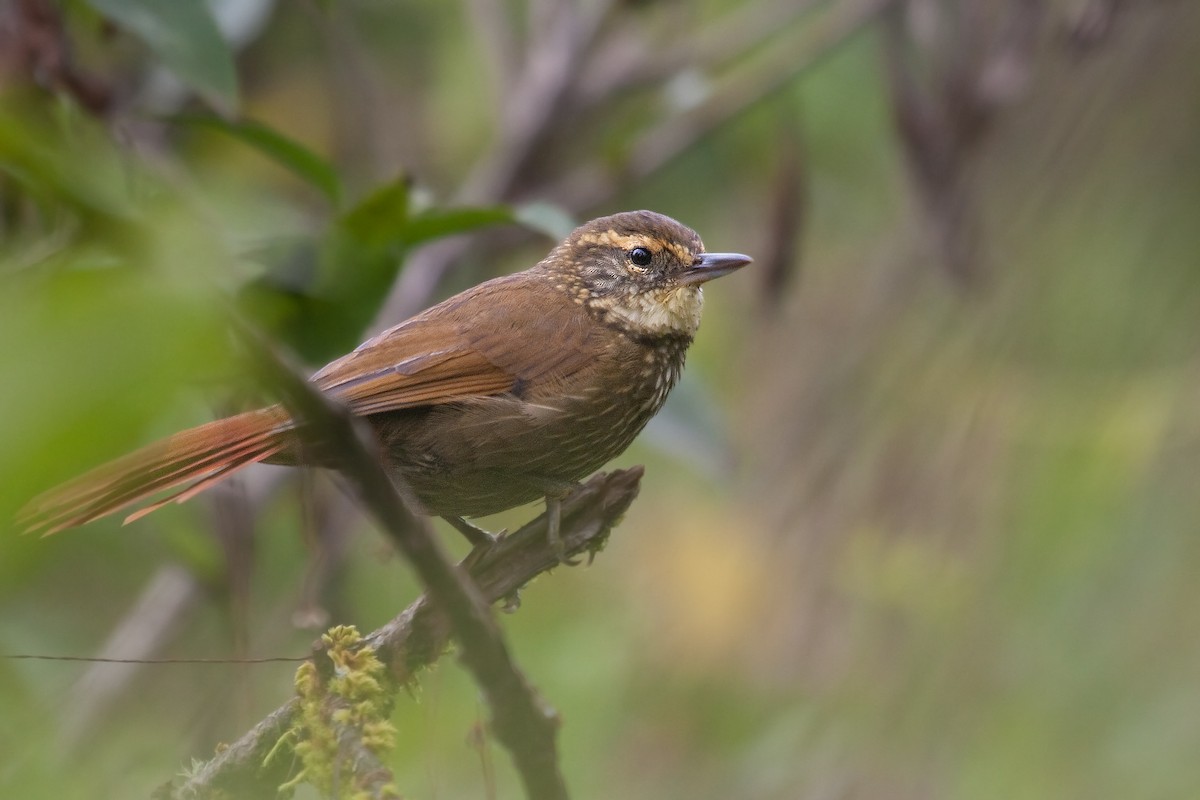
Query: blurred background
[[2, 0, 1199, 797]]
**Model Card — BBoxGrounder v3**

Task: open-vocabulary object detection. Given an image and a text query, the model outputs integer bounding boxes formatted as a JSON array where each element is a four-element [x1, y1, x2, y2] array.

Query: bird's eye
[[628, 247, 653, 268]]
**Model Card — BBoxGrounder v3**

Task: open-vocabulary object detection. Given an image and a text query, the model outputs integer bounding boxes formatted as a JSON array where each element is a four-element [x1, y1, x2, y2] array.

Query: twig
[[549, 0, 898, 211], [377, 0, 616, 324], [758, 106, 808, 308], [629, 0, 891, 175], [882, 0, 1040, 282], [2, 0, 113, 114], [465, 0, 519, 101], [575, 0, 825, 105], [59, 564, 201, 752], [463, 0, 615, 202], [292, 474, 358, 630], [162, 467, 643, 799]]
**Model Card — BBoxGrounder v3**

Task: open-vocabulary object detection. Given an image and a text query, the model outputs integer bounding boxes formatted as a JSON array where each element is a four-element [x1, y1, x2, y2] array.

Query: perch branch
[[326, 704, 398, 800], [162, 467, 642, 799]]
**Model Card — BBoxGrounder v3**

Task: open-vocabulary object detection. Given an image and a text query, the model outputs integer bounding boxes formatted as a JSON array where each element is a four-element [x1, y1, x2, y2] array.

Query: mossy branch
[[158, 467, 642, 799]]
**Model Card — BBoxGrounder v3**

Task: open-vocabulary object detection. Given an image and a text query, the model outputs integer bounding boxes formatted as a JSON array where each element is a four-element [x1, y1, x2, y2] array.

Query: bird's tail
[[18, 408, 293, 536]]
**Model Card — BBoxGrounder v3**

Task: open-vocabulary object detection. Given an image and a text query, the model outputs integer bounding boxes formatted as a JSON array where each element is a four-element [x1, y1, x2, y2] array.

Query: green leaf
[[0, 101, 140, 252], [513, 201, 577, 239], [86, 0, 239, 113], [179, 116, 341, 204], [399, 206, 516, 247], [240, 199, 522, 363], [340, 178, 411, 247]]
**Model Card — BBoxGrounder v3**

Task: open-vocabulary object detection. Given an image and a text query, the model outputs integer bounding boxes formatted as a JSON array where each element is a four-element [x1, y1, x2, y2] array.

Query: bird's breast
[[377, 332, 690, 518], [519, 331, 689, 462]]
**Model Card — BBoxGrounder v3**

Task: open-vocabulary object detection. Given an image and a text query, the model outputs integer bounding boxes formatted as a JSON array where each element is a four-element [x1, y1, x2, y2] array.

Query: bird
[[18, 210, 752, 556]]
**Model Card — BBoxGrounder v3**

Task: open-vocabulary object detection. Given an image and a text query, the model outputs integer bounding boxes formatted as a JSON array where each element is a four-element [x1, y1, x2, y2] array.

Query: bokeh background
[[2, 1, 1199, 798]]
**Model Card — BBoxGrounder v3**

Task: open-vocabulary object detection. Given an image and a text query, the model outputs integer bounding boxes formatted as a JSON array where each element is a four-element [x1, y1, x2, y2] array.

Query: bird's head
[[545, 210, 752, 339]]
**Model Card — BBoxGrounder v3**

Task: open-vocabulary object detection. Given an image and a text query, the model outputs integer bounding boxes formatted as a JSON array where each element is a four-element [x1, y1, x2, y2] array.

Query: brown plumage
[[18, 210, 751, 543]]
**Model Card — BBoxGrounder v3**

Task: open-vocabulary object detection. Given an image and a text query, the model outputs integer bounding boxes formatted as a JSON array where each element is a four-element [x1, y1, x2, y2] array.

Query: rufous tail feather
[[17, 408, 292, 536]]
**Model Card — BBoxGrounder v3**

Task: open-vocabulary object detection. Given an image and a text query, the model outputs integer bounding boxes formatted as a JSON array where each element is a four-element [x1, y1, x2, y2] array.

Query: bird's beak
[[679, 252, 753, 286]]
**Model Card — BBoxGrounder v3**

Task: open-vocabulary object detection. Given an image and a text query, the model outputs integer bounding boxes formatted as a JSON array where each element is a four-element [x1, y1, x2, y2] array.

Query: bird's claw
[[445, 515, 503, 548], [501, 589, 522, 613]]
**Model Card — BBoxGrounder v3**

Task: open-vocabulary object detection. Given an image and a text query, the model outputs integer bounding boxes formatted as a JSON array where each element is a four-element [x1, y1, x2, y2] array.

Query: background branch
[[550, 0, 897, 210], [58, 564, 201, 752], [377, 0, 891, 327]]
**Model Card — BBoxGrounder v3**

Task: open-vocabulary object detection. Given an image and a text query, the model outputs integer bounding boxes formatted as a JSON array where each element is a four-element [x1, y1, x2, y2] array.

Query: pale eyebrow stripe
[[575, 232, 697, 263]]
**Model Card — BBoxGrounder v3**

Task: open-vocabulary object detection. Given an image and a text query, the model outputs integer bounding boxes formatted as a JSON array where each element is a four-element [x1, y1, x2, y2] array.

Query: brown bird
[[19, 210, 751, 553]]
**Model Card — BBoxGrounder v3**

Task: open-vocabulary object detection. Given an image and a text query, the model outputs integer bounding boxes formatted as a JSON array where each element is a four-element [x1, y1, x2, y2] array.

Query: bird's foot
[[545, 494, 580, 566]]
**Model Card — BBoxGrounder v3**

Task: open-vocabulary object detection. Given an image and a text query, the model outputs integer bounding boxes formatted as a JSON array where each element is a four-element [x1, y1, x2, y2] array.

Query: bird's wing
[[312, 273, 598, 416]]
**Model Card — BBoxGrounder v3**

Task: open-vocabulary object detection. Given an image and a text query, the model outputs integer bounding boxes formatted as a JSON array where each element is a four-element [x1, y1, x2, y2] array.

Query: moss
[[274, 625, 401, 798]]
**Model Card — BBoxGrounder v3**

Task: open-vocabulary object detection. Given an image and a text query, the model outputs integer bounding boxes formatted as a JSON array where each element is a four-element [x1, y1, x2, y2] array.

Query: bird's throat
[[597, 285, 704, 339]]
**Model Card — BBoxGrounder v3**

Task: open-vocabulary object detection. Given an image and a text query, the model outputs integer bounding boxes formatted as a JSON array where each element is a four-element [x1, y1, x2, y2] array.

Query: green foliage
[[339, 178, 411, 244], [85, 0, 239, 113], [178, 115, 343, 204], [0, 98, 231, 524], [238, 181, 517, 362], [0, 98, 138, 246]]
